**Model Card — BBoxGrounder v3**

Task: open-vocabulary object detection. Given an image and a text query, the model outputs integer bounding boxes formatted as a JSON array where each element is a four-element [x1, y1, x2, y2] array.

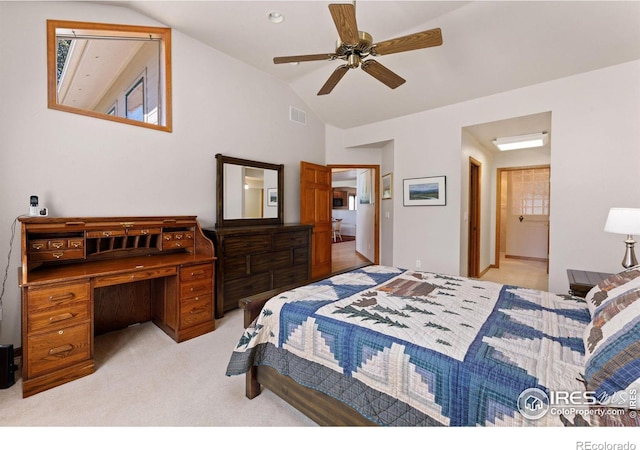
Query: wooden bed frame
[[238, 271, 377, 426]]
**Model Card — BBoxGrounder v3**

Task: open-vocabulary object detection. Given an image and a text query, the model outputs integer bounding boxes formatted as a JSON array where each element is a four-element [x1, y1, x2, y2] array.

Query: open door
[[300, 161, 332, 278]]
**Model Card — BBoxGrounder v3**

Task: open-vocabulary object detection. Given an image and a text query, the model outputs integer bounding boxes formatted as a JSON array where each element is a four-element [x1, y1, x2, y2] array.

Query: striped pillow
[[583, 278, 640, 410], [584, 268, 640, 317]]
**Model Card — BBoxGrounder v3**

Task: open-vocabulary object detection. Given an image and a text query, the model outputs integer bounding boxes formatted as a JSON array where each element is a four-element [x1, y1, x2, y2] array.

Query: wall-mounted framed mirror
[[47, 19, 172, 132], [216, 154, 284, 228]]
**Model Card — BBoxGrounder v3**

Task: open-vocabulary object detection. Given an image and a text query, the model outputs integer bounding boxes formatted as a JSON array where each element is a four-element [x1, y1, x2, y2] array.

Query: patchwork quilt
[[226, 265, 598, 426]]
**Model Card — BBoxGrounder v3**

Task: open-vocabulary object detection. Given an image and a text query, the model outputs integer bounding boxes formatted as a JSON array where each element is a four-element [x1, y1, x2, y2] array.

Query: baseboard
[[505, 254, 549, 262]]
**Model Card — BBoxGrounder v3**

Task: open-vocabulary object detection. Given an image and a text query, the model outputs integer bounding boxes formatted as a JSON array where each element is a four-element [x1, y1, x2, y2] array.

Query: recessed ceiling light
[[492, 132, 549, 151], [268, 11, 284, 24]]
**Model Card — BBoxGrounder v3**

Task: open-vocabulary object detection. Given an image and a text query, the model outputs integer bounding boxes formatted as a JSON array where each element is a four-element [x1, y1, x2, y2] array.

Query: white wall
[[327, 60, 640, 295], [0, 2, 325, 346]]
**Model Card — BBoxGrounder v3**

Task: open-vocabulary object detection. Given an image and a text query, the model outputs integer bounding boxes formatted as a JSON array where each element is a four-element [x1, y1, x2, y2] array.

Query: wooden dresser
[[204, 224, 312, 318], [19, 216, 216, 397]]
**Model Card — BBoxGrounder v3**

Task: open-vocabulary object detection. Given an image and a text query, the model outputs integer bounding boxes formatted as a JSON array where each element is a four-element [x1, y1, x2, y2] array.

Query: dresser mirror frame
[[216, 153, 284, 227], [47, 19, 172, 132]]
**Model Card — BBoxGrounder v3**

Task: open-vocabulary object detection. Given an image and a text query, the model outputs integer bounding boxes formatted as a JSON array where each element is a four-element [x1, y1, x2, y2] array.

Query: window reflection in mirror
[[47, 20, 172, 132]]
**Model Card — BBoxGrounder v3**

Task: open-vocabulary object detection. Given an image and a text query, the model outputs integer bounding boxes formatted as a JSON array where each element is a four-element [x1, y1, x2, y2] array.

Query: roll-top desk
[[19, 216, 216, 397]]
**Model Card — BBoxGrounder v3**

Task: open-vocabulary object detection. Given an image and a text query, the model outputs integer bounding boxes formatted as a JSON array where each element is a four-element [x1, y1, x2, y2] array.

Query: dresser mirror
[[47, 19, 172, 132], [216, 154, 284, 227]]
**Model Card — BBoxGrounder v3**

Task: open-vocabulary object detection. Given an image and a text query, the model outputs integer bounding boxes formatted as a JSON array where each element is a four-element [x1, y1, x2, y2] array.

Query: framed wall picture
[[358, 169, 372, 204], [403, 176, 446, 206], [382, 173, 392, 200], [267, 188, 278, 206]]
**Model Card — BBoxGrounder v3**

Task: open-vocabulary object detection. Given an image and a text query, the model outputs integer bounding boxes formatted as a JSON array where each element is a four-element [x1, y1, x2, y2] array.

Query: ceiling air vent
[[289, 106, 307, 125]]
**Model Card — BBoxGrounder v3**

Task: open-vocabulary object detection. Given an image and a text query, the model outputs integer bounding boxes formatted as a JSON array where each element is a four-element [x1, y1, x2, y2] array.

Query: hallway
[[479, 253, 548, 291], [331, 239, 370, 274]]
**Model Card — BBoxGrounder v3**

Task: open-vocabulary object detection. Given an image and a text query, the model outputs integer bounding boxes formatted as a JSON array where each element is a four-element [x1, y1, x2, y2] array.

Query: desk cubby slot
[[86, 232, 161, 258]]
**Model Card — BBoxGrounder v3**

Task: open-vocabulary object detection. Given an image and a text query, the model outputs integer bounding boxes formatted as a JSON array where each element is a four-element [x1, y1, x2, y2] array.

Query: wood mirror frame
[[47, 19, 172, 132], [216, 153, 284, 228]]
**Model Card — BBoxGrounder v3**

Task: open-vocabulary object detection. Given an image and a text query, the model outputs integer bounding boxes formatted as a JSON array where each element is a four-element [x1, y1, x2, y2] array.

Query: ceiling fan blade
[[361, 60, 406, 89], [373, 28, 443, 56], [274, 53, 335, 64], [329, 3, 360, 46], [318, 65, 350, 96]]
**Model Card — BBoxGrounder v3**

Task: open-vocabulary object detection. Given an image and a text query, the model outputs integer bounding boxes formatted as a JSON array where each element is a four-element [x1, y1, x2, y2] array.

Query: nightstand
[[566, 269, 613, 298]]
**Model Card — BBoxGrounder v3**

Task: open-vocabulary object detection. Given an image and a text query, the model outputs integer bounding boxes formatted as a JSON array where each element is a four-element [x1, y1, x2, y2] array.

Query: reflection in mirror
[[216, 154, 284, 227], [47, 20, 172, 132], [223, 165, 279, 220]]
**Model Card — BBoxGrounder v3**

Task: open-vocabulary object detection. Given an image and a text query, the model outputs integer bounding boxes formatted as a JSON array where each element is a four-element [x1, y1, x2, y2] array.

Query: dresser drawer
[[224, 272, 271, 300], [273, 231, 309, 250], [28, 302, 90, 333], [27, 322, 91, 378], [252, 249, 291, 273], [180, 263, 213, 282], [273, 265, 309, 288], [180, 294, 213, 328], [223, 234, 271, 255], [27, 282, 91, 312], [180, 278, 212, 299], [222, 256, 248, 280]]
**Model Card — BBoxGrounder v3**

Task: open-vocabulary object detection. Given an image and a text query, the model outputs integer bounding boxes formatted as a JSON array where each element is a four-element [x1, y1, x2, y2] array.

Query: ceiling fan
[[273, 3, 443, 95]]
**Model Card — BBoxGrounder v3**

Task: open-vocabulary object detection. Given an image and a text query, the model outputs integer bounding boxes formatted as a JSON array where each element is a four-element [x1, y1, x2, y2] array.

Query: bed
[[226, 265, 640, 426]]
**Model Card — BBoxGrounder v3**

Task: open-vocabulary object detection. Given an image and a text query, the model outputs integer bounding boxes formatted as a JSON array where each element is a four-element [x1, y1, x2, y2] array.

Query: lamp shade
[[604, 208, 640, 235]]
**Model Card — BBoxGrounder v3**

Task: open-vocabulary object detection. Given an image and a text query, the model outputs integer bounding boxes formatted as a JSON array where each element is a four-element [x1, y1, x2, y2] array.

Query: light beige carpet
[[0, 307, 315, 427]]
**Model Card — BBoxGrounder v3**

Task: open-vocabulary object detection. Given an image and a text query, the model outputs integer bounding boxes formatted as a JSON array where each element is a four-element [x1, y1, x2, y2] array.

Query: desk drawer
[[180, 294, 213, 328], [180, 263, 213, 282], [87, 229, 127, 238], [28, 282, 90, 312], [180, 278, 212, 299], [28, 249, 85, 262], [93, 267, 177, 288], [29, 302, 90, 333], [27, 322, 91, 378]]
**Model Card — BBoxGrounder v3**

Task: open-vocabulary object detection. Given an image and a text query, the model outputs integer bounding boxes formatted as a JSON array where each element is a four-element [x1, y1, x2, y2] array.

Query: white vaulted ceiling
[[99, 1, 640, 129]]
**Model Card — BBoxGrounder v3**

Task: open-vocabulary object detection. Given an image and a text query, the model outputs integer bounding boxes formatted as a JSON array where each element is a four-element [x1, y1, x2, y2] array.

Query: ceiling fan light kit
[[273, 3, 443, 95]]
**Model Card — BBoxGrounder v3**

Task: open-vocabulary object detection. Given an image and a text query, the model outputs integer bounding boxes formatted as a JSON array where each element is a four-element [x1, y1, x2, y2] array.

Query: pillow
[[584, 268, 640, 317], [583, 279, 640, 410]]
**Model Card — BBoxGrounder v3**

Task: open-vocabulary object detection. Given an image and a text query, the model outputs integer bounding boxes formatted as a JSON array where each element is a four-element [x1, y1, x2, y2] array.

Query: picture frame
[[403, 176, 446, 206], [382, 173, 392, 200], [358, 169, 372, 204], [267, 188, 278, 206]]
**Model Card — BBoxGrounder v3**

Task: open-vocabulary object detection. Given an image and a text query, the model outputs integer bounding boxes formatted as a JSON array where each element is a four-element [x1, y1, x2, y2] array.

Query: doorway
[[330, 165, 380, 274], [468, 157, 481, 278]]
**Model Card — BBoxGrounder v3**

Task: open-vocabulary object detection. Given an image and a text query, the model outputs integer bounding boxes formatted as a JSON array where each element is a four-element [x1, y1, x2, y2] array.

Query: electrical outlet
[[416, 260, 421, 268]]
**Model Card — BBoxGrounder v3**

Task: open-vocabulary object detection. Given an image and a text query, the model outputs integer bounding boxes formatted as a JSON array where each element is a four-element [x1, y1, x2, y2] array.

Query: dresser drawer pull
[[48, 292, 75, 303], [48, 343, 73, 356], [49, 313, 74, 323], [52, 252, 64, 259]]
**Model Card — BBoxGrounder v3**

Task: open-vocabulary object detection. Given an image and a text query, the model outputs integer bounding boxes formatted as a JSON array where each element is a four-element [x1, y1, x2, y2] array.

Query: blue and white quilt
[[226, 265, 593, 426]]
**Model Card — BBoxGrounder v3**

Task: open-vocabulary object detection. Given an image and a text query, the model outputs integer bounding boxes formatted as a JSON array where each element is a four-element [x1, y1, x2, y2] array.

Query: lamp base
[[622, 235, 638, 269]]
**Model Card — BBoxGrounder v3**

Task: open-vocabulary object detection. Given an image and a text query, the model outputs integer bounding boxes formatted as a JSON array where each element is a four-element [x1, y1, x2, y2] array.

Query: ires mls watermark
[[575, 443, 637, 450], [516, 387, 638, 420]]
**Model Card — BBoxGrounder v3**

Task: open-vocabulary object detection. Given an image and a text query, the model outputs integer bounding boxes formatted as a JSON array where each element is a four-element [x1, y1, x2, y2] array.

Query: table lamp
[[604, 207, 640, 268]]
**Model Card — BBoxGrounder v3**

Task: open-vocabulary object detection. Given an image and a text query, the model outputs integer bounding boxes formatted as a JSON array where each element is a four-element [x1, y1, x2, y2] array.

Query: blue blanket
[[226, 265, 592, 426]]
